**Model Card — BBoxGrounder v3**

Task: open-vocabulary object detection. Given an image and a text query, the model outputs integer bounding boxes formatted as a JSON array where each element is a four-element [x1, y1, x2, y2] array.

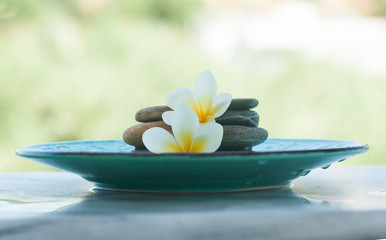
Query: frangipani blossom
[[164, 71, 232, 124], [143, 104, 223, 153]]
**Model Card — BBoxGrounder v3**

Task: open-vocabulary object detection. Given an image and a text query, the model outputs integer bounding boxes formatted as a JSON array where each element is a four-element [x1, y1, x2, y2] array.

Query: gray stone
[[124, 124, 267, 150], [135, 106, 171, 122], [228, 98, 258, 110], [216, 110, 259, 127], [123, 121, 172, 148], [135, 99, 258, 123], [221, 126, 268, 150]]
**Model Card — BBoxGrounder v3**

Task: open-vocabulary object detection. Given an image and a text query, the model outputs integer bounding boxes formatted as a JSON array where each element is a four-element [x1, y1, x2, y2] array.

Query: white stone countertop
[[1, 166, 386, 240]]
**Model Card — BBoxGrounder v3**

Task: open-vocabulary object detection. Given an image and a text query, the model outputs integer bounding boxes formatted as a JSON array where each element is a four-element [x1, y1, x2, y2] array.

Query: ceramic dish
[[16, 139, 368, 192]]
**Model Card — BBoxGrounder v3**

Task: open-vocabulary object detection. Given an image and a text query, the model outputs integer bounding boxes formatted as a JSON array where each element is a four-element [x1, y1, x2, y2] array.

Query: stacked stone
[[123, 98, 268, 150]]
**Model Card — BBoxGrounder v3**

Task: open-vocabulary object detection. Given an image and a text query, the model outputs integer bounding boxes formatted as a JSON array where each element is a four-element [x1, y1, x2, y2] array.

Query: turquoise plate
[[16, 139, 368, 192]]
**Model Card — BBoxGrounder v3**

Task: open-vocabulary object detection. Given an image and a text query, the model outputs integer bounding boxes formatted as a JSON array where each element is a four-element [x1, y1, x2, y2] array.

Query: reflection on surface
[[55, 187, 317, 215], [0, 172, 93, 219], [0, 188, 89, 219]]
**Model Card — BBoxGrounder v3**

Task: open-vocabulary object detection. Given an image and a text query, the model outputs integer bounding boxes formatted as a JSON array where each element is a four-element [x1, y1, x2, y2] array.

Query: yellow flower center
[[199, 115, 214, 124], [189, 97, 216, 124]]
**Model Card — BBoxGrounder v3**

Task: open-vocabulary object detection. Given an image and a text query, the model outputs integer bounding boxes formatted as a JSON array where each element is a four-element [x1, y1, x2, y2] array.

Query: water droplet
[[367, 190, 386, 196], [245, 180, 254, 186], [245, 175, 262, 185], [300, 170, 311, 176], [321, 164, 331, 169], [258, 159, 268, 165]]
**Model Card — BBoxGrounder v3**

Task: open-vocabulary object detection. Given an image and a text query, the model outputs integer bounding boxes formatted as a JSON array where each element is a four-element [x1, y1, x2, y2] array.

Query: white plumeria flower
[[164, 71, 232, 125], [143, 104, 223, 153]]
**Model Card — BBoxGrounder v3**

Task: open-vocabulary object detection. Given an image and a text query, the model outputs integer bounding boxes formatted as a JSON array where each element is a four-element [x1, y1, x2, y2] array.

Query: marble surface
[[1, 166, 386, 239]]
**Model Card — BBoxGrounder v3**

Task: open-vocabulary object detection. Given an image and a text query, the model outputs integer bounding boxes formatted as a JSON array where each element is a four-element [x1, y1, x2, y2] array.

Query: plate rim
[[16, 138, 369, 157]]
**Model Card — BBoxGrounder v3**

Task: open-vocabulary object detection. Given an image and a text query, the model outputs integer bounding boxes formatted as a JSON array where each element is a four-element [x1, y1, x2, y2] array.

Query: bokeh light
[[1, 0, 385, 171]]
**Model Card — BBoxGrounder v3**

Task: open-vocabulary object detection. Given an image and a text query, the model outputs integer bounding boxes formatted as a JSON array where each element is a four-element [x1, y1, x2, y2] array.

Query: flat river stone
[[124, 122, 268, 150], [135, 98, 258, 123], [228, 98, 258, 110], [216, 110, 259, 127], [220, 126, 268, 150], [123, 121, 172, 148], [135, 106, 171, 122]]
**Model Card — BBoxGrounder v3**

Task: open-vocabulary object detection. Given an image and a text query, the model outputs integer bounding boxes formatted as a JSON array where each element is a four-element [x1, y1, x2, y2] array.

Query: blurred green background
[[1, 0, 385, 171]]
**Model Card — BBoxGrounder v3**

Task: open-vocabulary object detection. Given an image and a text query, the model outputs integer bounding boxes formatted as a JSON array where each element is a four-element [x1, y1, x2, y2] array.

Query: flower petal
[[166, 87, 199, 112], [195, 71, 217, 100], [212, 93, 232, 118], [171, 105, 200, 152], [190, 122, 223, 153], [162, 111, 174, 126], [143, 127, 181, 153], [195, 71, 217, 117]]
